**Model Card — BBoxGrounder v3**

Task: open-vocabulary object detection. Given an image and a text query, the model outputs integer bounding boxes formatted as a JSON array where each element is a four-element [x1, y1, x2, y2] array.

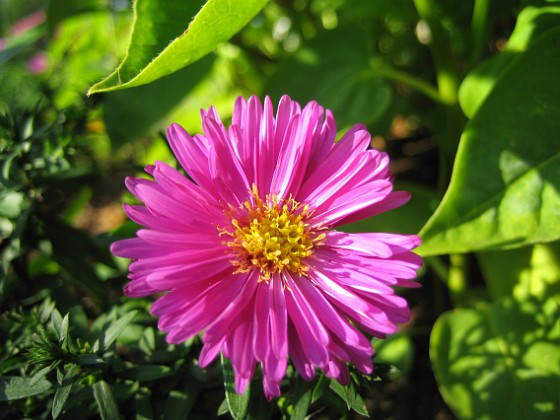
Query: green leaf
[[477, 242, 560, 300], [51, 309, 63, 340], [98, 310, 138, 353], [0, 376, 52, 401], [135, 387, 153, 420], [418, 26, 560, 256], [460, 6, 560, 118], [430, 294, 560, 419], [291, 377, 312, 420], [221, 355, 250, 420], [59, 313, 70, 344], [123, 364, 173, 381], [93, 380, 120, 420], [88, 0, 269, 94], [163, 382, 201, 420], [373, 334, 414, 379], [103, 55, 214, 147], [267, 25, 392, 129], [76, 354, 104, 366], [329, 379, 369, 417], [52, 367, 78, 419]]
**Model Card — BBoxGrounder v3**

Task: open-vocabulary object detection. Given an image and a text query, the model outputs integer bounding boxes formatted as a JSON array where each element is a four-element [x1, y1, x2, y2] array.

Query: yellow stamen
[[220, 185, 324, 282]]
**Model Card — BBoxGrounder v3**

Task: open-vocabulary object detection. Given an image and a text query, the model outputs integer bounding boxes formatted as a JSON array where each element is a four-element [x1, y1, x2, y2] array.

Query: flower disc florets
[[221, 186, 325, 281]]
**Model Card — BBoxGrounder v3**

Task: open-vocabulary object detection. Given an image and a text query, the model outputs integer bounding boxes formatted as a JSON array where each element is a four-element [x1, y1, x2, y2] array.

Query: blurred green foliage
[[0, 0, 559, 418]]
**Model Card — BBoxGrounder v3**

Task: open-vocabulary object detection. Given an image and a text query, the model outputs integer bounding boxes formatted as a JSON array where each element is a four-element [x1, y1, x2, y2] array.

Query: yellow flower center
[[220, 186, 324, 282]]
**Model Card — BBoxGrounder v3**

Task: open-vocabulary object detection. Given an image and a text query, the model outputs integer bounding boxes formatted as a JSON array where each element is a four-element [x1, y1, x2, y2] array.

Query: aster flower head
[[112, 95, 422, 398]]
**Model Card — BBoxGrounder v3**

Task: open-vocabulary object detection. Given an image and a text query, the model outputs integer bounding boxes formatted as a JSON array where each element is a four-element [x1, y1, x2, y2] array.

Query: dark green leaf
[[123, 364, 173, 381], [163, 381, 201, 420], [311, 373, 329, 403], [46, 0, 103, 36], [76, 354, 104, 366], [221, 355, 250, 420], [52, 367, 78, 419], [291, 377, 312, 420], [135, 387, 153, 420], [0, 376, 52, 401], [419, 26, 560, 255], [267, 26, 392, 129], [89, 0, 269, 93], [92, 380, 120, 420], [329, 380, 369, 417]]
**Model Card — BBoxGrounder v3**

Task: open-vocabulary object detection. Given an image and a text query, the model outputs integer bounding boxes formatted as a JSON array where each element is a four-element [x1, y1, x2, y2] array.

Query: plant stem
[[369, 60, 448, 104], [448, 254, 468, 306], [413, 0, 460, 106], [470, 0, 490, 68]]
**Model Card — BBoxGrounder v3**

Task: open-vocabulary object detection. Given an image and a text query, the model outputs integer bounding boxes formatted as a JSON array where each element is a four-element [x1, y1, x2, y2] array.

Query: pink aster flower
[[111, 95, 422, 398]]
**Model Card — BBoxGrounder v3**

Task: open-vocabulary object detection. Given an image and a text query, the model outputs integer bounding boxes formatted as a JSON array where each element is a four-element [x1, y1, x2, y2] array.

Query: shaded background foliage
[[1, 0, 559, 419]]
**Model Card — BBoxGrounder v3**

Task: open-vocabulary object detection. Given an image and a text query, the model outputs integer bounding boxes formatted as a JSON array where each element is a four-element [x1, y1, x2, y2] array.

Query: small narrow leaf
[[92, 380, 120, 420], [52, 367, 78, 420], [221, 355, 250, 420], [99, 310, 138, 352], [59, 313, 70, 344], [51, 309, 63, 340], [329, 380, 369, 417], [0, 376, 52, 401], [291, 377, 312, 420], [163, 382, 201, 420], [123, 365, 173, 381]]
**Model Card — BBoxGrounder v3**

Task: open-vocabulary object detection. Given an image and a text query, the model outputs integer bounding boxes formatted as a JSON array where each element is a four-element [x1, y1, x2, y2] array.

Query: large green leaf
[[418, 26, 560, 256], [459, 6, 560, 118], [477, 242, 560, 300], [103, 55, 214, 146], [430, 294, 560, 419], [88, 0, 269, 94]]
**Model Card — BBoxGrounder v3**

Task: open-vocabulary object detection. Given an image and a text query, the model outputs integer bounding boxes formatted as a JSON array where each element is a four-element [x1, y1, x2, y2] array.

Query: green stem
[[369, 60, 448, 104], [412, 0, 460, 105], [448, 254, 468, 306], [470, 0, 490, 68]]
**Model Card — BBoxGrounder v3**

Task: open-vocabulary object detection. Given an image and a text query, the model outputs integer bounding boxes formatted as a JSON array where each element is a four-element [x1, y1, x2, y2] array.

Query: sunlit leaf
[[419, 26, 560, 255], [460, 6, 560, 118], [88, 0, 269, 93], [431, 294, 560, 419]]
